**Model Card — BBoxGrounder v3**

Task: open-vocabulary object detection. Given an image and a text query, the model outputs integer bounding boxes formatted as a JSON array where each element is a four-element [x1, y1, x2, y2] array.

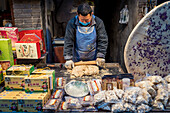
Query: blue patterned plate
[[124, 2, 170, 81]]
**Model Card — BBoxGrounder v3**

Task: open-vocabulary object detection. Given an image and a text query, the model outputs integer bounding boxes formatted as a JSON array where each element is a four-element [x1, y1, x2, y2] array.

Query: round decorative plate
[[64, 80, 89, 97], [124, 2, 170, 81]]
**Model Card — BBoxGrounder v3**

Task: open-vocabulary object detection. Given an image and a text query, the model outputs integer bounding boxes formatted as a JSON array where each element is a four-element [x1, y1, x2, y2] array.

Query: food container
[[102, 75, 118, 90], [117, 74, 134, 89]]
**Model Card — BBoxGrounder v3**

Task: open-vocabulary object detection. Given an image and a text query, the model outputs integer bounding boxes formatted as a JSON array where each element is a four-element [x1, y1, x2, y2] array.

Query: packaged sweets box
[[0, 96, 18, 112], [0, 60, 11, 70], [20, 34, 43, 51], [17, 94, 45, 112], [0, 27, 19, 48], [6, 65, 34, 76], [0, 39, 14, 66], [4, 75, 25, 90], [0, 91, 49, 112], [15, 41, 41, 59], [19, 29, 46, 54], [0, 66, 3, 84], [24, 75, 50, 93], [32, 69, 55, 90]]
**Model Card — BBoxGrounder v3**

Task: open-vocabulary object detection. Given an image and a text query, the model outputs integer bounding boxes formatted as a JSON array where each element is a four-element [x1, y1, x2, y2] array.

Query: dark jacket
[[63, 15, 108, 60]]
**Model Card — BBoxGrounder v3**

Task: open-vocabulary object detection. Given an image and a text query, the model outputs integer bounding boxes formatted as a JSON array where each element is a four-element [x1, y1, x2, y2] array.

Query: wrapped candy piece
[[113, 87, 124, 99], [123, 103, 136, 112], [145, 87, 156, 98], [135, 81, 157, 97], [123, 87, 141, 104], [87, 79, 102, 95], [164, 75, 170, 83], [153, 100, 165, 110], [137, 104, 151, 113], [59, 102, 69, 111], [111, 102, 125, 112], [105, 90, 119, 103], [56, 77, 67, 88], [145, 76, 164, 84], [97, 102, 111, 111], [140, 89, 152, 104], [80, 95, 94, 107], [84, 106, 98, 112], [168, 84, 170, 100], [51, 89, 64, 99], [155, 88, 169, 106], [135, 81, 154, 89], [94, 91, 105, 105], [65, 96, 82, 109], [43, 99, 61, 110], [156, 82, 168, 90], [136, 95, 148, 105]]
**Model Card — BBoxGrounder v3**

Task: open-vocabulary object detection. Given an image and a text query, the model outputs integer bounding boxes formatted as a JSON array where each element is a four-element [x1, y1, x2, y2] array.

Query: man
[[64, 3, 108, 69]]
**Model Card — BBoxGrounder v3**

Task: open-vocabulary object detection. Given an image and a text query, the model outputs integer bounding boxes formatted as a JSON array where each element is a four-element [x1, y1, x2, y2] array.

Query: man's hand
[[65, 60, 74, 69], [96, 58, 105, 67]]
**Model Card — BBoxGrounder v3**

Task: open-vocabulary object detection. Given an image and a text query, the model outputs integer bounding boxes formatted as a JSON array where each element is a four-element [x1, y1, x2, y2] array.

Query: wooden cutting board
[[124, 2, 170, 81]]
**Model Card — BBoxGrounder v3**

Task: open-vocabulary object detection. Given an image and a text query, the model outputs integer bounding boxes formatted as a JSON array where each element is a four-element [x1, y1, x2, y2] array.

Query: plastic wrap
[[145, 76, 164, 84], [58, 101, 69, 111], [123, 103, 136, 112], [80, 95, 94, 107], [51, 89, 64, 99], [105, 90, 119, 103], [55, 77, 66, 88], [43, 99, 61, 110], [135, 81, 156, 97], [122, 78, 130, 90], [113, 87, 124, 99], [156, 82, 168, 90], [153, 100, 165, 110], [97, 102, 111, 111], [135, 81, 154, 89], [111, 102, 125, 112], [164, 74, 170, 83], [137, 104, 151, 113], [94, 91, 105, 105], [123, 87, 141, 104], [155, 88, 169, 106], [65, 96, 82, 109], [87, 79, 102, 95], [140, 89, 152, 104], [136, 95, 148, 105], [84, 106, 98, 112]]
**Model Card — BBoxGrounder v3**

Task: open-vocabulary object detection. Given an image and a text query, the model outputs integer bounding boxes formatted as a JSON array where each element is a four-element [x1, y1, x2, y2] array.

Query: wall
[[95, 0, 157, 72], [12, 0, 43, 30]]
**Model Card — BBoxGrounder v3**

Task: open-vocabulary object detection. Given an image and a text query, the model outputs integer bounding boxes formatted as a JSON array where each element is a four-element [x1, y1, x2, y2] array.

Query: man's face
[[78, 14, 92, 24]]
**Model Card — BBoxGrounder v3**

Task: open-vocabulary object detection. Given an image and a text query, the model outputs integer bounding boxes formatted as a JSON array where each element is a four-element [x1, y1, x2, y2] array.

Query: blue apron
[[74, 15, 97, 62]]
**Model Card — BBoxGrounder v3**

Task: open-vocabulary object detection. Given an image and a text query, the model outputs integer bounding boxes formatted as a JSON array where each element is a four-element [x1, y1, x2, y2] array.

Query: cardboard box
[[32, 69, 55, 90], [18, 29, 46, 54], [0, 96, 18, 112], [18, 95, 45, 112], [20, 34, 43, 51], [0, 27, 19, 48], [6, 65, 34, 76], [5, 75, 26, 90], [0, 39, 14, 66], [25, 75, 49, 93], [0, 66, 3, 84], [0, 91, 48, 112], [15, 41, 41, 59], [0, 60, 11, 70]]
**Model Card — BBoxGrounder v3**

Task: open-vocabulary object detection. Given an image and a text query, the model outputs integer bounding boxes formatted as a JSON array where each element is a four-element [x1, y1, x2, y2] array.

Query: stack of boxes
[[0, 65, 55, 112]]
